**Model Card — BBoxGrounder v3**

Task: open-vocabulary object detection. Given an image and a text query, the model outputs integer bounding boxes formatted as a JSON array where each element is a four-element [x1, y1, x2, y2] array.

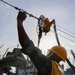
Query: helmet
[[49, 46, 67, 62]]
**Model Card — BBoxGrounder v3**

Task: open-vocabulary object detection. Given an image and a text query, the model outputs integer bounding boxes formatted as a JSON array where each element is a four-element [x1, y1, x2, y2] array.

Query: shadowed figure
[[0, 48, 28, 75], [17, 11, 67, 75]]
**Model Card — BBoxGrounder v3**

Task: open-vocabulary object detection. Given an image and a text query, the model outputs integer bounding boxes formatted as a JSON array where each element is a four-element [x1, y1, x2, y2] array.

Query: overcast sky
[[0, 0, 75, 70]]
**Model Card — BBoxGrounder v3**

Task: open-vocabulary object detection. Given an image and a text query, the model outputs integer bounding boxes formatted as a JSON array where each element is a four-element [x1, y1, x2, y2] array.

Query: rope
[[37, 27, 42, 47]]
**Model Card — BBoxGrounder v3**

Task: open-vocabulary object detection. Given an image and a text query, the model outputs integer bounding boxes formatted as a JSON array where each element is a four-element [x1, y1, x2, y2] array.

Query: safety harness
[[37, 15, 61, 47]]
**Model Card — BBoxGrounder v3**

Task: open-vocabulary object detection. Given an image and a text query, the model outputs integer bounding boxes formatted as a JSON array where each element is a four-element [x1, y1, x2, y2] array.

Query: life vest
[[51, 61, 65, 75]]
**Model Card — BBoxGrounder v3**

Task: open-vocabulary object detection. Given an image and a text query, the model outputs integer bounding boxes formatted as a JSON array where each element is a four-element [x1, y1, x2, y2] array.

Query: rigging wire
[[56, 28, 75, 39], [51, 25, 75, 38], [0, 0, 39, 20], [57, 25, 75, 36], [51, 30, 75, 43], [51, 25, 75, 39], [58, 33, 75, 43]]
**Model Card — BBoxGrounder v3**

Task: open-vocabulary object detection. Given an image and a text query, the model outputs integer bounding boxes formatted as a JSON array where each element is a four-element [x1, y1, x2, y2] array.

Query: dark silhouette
[[66, 50, 75, 73], [17, 11, 67, 75]]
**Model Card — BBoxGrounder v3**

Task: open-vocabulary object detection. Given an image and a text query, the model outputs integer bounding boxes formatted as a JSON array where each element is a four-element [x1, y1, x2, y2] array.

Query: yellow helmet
[[49, 46, 67, 62]]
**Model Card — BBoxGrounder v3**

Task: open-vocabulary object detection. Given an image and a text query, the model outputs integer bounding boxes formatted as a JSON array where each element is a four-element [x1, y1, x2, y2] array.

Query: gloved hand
[[17, 11, 27, 23]]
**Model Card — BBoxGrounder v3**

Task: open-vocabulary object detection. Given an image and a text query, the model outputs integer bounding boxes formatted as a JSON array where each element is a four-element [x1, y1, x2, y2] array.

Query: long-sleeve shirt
[[21, 40, 52, 75]]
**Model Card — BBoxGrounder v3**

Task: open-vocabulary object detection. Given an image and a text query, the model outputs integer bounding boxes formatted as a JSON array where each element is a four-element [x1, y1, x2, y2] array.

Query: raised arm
[[17, 11, 30, 47], [17, 11, 52, 75], [17, 11, 41, 55]]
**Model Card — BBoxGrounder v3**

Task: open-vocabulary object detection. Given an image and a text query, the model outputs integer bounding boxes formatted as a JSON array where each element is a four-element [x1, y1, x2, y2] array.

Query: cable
[[51, 25, 75, 39], [58, 33, 75, 43], [57, 25, 75, 36], [0, 0, 39, 20], [53, 23, 61, 46], [57, 28, 75, 39], [51, 30, 75, 43]]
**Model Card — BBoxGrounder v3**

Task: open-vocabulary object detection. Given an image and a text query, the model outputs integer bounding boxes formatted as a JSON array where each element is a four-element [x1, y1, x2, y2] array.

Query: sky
[[0, 0, 75, 71]]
